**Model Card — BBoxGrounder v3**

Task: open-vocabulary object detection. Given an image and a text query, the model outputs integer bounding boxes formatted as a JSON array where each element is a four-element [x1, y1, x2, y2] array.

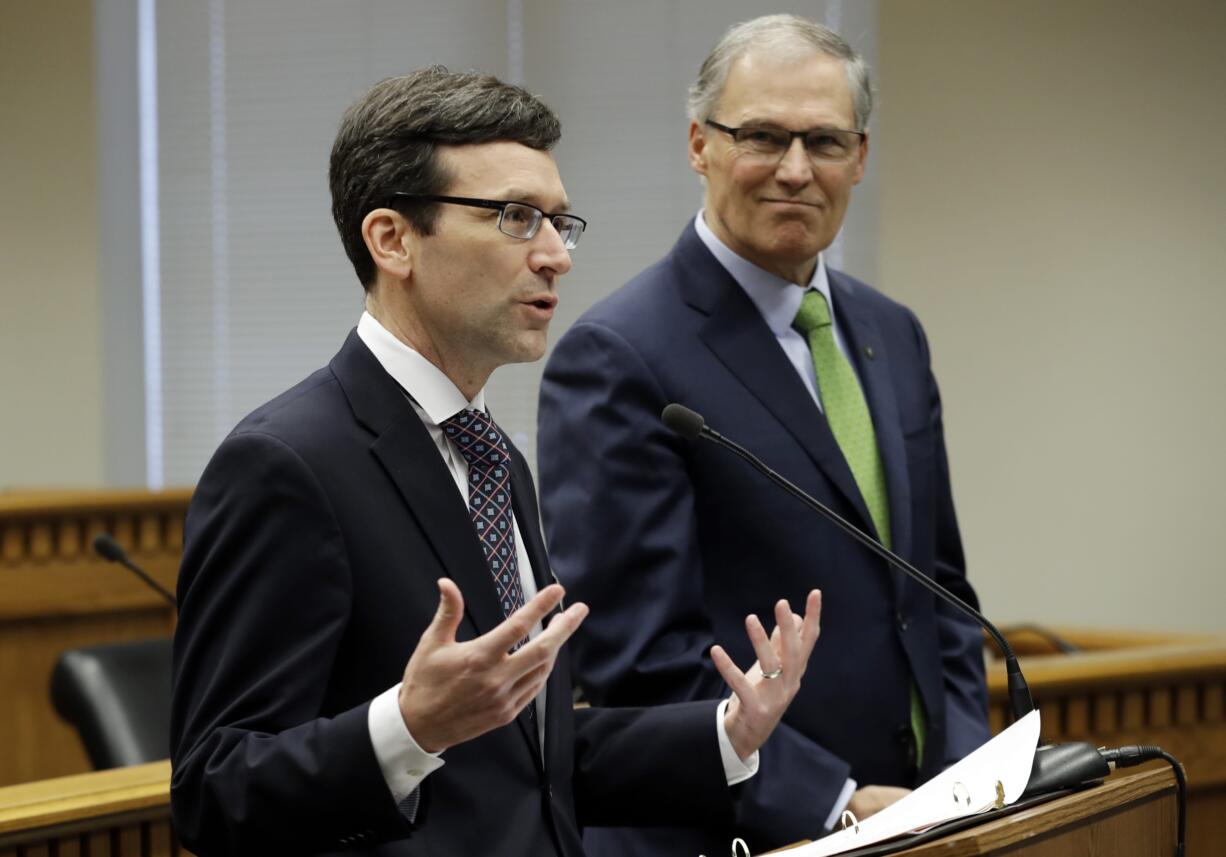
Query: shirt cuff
[[367, 683, 446, 804], [823, 778, 859, 831], [715, 698, 759, 785]]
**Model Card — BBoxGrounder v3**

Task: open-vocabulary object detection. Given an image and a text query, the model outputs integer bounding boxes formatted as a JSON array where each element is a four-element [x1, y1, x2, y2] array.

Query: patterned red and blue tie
[[441, 409, 525, 619]]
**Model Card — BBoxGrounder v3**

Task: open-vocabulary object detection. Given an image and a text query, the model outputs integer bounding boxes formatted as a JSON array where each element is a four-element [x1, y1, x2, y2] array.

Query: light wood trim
[[0, 489, 194, 518], [998, 625, 1220, 656], [993, 641, 1226, 694], [0, 761, 169, 836]]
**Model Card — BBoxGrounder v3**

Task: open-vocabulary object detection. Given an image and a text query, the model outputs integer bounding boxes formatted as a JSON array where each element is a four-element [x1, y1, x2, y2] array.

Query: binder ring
[[952, 780, 971, 806], [840, 809, 860, 833], [731, 837, 752, 856]]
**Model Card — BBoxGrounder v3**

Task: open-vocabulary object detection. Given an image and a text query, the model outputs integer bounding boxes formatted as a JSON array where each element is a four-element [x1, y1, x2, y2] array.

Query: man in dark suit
[[538, 15, 991, 857], [170, 67, 821, 857]]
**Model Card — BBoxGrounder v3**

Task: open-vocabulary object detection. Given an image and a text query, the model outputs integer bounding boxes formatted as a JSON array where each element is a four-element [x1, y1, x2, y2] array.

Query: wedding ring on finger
[[761, 666, 783, 680]]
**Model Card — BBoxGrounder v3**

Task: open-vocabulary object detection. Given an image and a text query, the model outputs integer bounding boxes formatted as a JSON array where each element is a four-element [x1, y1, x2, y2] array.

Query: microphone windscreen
[[661, 403, 706, 440], [92, 532, 126, 563]]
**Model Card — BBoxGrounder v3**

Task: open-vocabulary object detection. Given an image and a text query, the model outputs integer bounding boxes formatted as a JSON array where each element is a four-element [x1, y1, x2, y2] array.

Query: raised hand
[[712, 589, 822, 761], [398, 578, 588, 753]]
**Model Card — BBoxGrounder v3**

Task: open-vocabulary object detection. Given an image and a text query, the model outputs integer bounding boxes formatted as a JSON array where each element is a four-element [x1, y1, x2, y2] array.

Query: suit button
[[896, 611, 909, 632]]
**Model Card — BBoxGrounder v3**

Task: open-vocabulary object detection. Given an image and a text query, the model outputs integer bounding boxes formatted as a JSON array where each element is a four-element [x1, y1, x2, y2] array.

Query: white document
[[783, 710, 1041, 857]]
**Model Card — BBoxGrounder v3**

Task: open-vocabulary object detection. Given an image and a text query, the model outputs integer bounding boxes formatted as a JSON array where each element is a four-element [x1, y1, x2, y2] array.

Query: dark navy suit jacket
[[170, 330, 732, 856], [538, 221, 990, 857]]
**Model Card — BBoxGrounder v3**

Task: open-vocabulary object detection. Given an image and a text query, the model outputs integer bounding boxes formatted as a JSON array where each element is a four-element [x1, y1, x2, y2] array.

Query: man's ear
[[852, 130, 870, 186], [687, 120, 710, 178], [361, 208, 413, 280]]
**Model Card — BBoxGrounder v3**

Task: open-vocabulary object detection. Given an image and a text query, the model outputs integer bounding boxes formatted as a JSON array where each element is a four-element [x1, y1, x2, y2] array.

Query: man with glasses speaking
[[539, 14, 991, 857], [170, 66, 821, 857]]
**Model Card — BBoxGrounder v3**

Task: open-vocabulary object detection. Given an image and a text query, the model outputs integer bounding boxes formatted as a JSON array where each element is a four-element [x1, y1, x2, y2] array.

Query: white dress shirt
[[355, 311, 757, 806], [694, 212, 860, 829]]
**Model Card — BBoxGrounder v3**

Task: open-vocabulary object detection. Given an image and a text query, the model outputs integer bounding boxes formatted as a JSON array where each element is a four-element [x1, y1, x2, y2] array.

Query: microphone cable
[[1099, 745, 1186, 857]]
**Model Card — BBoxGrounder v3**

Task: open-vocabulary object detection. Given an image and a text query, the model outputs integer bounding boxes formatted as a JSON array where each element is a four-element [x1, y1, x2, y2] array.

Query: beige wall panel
[[878, 0, 1226, 631], [0, 1, 103, 489]]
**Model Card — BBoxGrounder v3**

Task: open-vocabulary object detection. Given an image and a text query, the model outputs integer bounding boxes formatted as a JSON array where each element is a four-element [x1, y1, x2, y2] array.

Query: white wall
[[877, 0, 1226, 632]]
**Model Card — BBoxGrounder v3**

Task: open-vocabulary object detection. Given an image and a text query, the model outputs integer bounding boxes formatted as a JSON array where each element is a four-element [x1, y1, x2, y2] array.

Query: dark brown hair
[[328, 66, 561, 288]]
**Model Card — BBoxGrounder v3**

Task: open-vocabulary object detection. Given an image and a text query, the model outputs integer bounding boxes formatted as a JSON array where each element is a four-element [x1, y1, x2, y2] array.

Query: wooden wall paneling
[[1037, 699, 1061, 741], [1121, 689, 1146, 730], [115, 825, 141, 856], [147, 819, 176, 857], [1063, 695, 1090, 738], [0, 490, 190, 786], [1177, 684, 1200, 726], [1150, 686, 1174, 729], [1093, 691, 1118, 733], [1204, 682, 1225, 721], [85, 830, 113, 857]]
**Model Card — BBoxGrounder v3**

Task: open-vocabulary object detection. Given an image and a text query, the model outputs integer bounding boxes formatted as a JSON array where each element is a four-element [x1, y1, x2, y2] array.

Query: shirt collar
[[694, 209, 834, 336], [356, 311, 485, 425]]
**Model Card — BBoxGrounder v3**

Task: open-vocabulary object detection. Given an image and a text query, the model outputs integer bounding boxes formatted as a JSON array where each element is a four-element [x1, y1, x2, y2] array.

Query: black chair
[[50, 637, 173, 769]]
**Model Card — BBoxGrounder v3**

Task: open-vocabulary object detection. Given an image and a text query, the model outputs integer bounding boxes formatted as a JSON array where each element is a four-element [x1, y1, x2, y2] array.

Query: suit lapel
[[830, 272, 914, 591], [507, 446, 560, 767], [332, 333, 546, 766], [507, 452, 554, 596], [673, 227, 877, 538], [329, 331, 514, 644]]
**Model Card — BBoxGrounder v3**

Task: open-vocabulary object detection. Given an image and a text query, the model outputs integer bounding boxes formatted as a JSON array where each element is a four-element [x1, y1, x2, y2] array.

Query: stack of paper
[[783, 710, 1041, 856]]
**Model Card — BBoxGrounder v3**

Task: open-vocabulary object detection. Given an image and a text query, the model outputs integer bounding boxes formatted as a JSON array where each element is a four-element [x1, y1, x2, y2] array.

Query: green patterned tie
[[793, 290, 926, 768]]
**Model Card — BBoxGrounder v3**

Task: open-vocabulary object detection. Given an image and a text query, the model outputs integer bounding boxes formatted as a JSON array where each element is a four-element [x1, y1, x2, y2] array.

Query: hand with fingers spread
[[712, 589, 823, 762], [398, 578, 588, 753]]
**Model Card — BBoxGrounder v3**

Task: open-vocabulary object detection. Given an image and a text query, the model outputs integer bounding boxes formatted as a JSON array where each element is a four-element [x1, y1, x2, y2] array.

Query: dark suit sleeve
[[539, 321, 852, 842], [908, 314, 991, 763], [170, 431, 411, 856], [572, 700, 735, 827]]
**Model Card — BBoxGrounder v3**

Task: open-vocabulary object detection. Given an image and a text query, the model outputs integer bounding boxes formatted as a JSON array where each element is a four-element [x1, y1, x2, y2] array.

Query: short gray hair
[[687, 14, 873, 131]]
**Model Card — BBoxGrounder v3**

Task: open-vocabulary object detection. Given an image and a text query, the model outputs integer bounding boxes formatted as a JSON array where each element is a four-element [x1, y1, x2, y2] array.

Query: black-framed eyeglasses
[[705, 120, 865, 164], [390, 193, 587, 250]]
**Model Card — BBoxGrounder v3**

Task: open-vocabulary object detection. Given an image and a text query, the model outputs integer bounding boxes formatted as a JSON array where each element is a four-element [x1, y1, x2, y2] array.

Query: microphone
[[92, 533, 178, 608], [660, 403, 1107, 798]]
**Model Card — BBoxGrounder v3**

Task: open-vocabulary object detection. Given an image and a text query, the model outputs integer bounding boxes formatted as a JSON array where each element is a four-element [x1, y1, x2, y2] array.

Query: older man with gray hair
[[539, 14, 990, 856]]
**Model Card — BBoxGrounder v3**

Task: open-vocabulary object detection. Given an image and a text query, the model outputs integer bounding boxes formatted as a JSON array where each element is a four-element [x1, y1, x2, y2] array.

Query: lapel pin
[[864, 345, 876, 360]]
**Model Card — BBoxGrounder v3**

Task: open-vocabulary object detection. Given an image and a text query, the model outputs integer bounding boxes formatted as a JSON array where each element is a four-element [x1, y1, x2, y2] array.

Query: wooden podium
[[772, 767, 1178, 856], [0, 764, 1177, 857]]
